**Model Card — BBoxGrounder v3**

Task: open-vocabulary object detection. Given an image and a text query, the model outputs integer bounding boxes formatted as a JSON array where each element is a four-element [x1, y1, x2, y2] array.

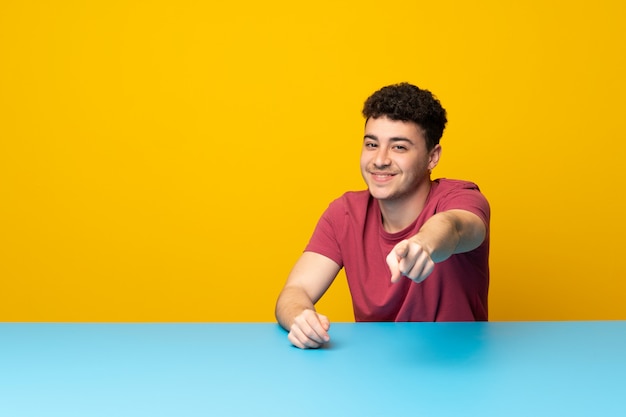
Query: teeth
[[373, 173, 393, 179]]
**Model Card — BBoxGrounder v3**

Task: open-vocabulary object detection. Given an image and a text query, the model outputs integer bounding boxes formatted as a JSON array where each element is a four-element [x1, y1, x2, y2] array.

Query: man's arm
[[388, 209, 486, 283], [275, 251, 341, 348]]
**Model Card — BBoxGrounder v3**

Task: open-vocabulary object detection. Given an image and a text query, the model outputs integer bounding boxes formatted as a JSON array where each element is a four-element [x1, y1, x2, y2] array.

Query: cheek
[[359, 153, 368, 170]]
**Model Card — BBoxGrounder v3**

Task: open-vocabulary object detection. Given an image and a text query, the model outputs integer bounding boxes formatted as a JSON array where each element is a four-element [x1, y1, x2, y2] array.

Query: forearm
[[275, 286, 316, 331], [275, 252, 340, 331], [411, 210, 486, 263]]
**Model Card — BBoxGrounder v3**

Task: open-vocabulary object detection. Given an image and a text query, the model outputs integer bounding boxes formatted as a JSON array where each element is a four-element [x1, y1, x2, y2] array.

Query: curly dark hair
[[362, 82, 447, 150]]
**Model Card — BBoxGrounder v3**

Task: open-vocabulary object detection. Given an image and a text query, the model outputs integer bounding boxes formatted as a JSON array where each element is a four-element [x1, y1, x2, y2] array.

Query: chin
[[368, 189, 395, 201]]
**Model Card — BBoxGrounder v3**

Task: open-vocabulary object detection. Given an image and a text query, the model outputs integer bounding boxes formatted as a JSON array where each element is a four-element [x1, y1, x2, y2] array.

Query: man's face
[[360, 116, 440, 203]]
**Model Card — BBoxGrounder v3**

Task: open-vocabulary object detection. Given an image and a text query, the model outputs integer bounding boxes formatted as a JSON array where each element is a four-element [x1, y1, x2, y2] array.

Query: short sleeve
[[435, 181, 491, 229], [304, 199, 346, 267]]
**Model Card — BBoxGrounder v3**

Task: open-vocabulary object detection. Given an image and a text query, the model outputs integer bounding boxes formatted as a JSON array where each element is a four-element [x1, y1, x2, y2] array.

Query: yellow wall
[[1, 1, 625, 321]]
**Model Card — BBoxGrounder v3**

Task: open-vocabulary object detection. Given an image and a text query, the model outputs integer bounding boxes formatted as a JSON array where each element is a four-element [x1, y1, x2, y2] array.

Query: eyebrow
[[363, 134, 414, 144]]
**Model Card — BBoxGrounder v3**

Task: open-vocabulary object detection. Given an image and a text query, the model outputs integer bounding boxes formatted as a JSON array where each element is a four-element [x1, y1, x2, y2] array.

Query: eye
[[393, 145, 408, 151], [364, 142, 377, 149]]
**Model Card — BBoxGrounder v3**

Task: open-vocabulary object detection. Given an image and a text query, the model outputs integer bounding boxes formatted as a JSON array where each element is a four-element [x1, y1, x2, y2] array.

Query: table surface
[[1, 321, 625, 417]]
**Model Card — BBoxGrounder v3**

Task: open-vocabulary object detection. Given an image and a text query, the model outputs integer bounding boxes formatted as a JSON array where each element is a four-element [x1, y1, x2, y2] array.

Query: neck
[[379, 180, 432, 233]]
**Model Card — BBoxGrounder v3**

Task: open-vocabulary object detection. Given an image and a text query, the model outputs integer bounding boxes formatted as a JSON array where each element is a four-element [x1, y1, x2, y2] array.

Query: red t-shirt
[[305, 179, 490, 322]]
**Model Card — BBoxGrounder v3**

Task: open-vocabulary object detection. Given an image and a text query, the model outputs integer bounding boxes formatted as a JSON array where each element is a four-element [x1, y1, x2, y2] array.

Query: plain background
[[1, 1, 625, 321]]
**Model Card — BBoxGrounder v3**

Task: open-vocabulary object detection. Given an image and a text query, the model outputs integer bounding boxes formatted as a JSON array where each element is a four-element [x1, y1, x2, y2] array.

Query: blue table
[[1, 322, 625, 416]]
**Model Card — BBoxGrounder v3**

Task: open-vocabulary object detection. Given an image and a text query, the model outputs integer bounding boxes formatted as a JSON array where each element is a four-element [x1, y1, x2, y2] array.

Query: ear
[[428, 144, 442, 171]]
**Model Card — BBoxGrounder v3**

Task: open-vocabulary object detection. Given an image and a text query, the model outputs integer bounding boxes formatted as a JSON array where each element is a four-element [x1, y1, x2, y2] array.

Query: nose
[[373, 147, 391, 168]]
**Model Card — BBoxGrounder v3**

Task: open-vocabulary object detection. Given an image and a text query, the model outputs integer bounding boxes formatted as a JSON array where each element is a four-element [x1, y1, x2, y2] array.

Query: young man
[[275, 83, 490, 349]]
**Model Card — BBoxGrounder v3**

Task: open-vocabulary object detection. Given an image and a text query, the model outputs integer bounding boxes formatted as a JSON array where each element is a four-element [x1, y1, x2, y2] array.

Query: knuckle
[[288, 333, 302, 349], [303, 339, 320, 349], [303, 328, 318, 340]]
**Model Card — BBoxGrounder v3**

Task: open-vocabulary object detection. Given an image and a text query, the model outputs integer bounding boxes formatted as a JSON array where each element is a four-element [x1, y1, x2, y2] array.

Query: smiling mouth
[[370, 172, 396, 181]]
